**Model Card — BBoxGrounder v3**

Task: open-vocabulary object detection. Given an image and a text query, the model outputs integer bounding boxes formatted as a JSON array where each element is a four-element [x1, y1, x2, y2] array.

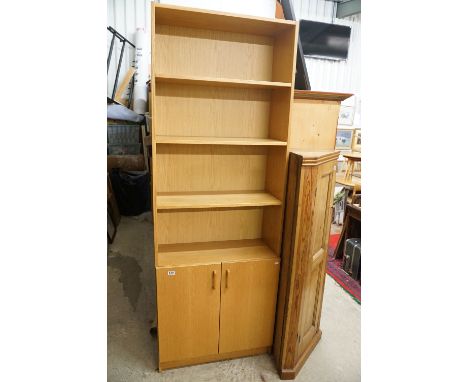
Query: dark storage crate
[[343, 238, 361, 281], [107, 124, 141, 145], [108, 144, 141, 155]]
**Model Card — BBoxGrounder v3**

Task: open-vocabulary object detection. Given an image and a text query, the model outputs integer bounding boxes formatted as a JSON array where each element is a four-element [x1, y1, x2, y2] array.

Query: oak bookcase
[[150, 4, 298, 370]]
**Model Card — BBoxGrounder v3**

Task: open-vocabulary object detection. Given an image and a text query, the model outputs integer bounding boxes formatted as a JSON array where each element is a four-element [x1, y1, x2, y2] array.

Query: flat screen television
[[299, 20, 351, 60]]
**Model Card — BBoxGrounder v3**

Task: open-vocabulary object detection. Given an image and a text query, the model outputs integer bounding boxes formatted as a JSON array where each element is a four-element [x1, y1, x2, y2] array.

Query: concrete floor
[[108, 214, 360, 381]]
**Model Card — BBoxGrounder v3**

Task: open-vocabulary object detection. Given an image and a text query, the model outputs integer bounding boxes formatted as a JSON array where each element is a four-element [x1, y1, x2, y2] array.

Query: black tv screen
[[299, 20, 351, 60]]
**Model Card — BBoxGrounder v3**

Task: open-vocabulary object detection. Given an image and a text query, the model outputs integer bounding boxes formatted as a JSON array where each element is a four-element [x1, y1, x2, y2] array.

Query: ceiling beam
[[336, 0, 361, 18]]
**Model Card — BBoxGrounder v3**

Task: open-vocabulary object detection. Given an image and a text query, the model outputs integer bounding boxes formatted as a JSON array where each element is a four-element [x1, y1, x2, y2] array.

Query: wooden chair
[[336, 152, 361, 204], [343, 152, 361, 182]]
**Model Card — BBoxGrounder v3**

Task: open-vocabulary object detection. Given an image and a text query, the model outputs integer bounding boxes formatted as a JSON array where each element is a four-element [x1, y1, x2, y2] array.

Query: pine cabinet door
[[296, 161, 335, 358], [219, 259, 280, 354], [296, 248, 326, 357], [156, 264, 221, 363]]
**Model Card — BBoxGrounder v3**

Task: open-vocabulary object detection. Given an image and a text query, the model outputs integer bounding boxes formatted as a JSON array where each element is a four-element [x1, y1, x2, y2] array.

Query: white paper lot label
[[167, 271, 176, 276]]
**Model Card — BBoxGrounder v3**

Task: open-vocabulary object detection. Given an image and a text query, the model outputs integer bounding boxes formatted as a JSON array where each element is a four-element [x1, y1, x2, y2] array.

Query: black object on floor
[[343, 238, 361, 281], [110, 169, 150, 216]]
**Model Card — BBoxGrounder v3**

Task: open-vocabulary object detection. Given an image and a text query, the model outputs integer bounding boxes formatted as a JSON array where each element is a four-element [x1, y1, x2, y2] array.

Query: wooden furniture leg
[[333, 212, 349, 259]]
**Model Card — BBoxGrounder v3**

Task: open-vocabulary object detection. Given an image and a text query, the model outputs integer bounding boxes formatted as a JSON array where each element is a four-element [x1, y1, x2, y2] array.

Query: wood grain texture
[[159, 346, 270, 371], [312, 161, 337, 331], [156, 145, 268, 193], [269, 89, 293, 142], [154, 3, 296, 37], [274, 151, 339, 379], [262, 26, 298, 255], [263, 146, 288, 254], [155, 136, 287, 146], [157, 208, 264, 246], [273, 153, 301, 363], [156, 264, 221, 364], [292, 150, 341, 166], [155, 83, 271, 138], [219, 259, 280, 354], [154, 24, 274, 82], [151, 4, 298, 369], [155, 74, 291, 89], [157, 191, 281, 210], [294, 90, 353, 102], [151, 3, 159, 261], [290, 99, 341, 151], [158, 239, 279, 267], [262, 206, 285, 255], [272, 27, 297, 86], [279, 330, 322, 380], [115, 67, 136, 105], [282, 163, 317, 369]]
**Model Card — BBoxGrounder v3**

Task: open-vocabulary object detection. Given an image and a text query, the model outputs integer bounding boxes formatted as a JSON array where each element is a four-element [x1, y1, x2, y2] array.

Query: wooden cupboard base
[[279, 330, 322, 380], [159, 347, 270, 371]]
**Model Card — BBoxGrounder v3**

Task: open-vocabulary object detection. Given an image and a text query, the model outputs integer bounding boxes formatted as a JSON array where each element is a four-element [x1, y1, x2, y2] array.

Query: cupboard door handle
[[225, 269, 230, 288], [212, 270, 217, 289]]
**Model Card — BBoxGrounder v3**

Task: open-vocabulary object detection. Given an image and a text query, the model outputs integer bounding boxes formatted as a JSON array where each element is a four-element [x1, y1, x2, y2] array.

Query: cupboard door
[[219, 259, 280, 354], [296, 249, 326, 356], [156, 264, 221, 363], [296, 162, 336, 360]]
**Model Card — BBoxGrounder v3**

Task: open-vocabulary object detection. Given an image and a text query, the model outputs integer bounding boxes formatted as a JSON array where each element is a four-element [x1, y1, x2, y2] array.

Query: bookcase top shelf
[[155, 74, 292, 90], [155, 136, 287, 146], [157, 191, 281, 210], [154, 3, 296, 37], [158, 239, 280, 267]]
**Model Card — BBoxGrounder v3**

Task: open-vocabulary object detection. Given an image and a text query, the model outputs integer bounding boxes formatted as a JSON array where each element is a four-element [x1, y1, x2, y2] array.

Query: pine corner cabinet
[[150, 3, 298, 370], [290, 90, 353, 151], [273, 150, 340, 379]]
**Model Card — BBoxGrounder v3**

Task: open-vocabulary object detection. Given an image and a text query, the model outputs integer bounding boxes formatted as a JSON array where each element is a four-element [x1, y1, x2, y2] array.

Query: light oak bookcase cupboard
[[150, 4, 298, 370]]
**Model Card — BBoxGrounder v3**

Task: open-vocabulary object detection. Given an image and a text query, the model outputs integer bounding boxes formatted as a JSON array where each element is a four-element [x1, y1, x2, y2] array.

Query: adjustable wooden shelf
[[151, 3, 298, 370], [157, 191, 281, 210], [154, 74, 292, 89], [154, 135, 287, 146]]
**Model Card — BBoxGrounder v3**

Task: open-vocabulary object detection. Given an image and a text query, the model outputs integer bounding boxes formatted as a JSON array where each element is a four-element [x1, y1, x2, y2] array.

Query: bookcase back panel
[[268, 88, 293, 142], [154, 25, 274, 81], [157, 208, 264, 245], [264, 146, 288, 199], [262, 206, 283, 254], [155, 84, 271, 138], [156, 145, 268, 193], [271, 28, 297, 85]]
